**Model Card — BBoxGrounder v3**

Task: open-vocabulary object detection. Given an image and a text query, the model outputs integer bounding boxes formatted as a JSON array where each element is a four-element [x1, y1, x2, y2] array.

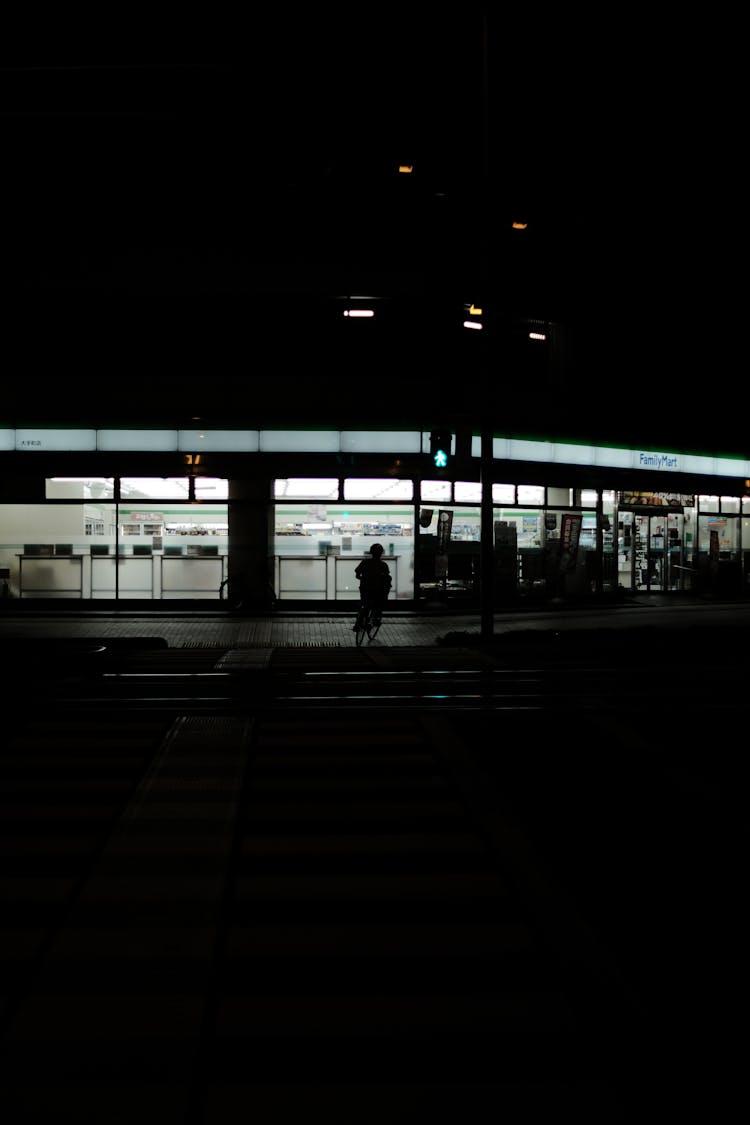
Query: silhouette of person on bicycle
[[353, 542, 392, 633]]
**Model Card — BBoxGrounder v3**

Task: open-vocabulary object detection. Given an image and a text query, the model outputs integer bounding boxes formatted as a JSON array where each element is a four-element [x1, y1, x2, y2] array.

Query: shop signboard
[[493, 521, 517, 590], [436, 509, 453, 553], [559, 512, 583, 573], [494, 521, 517, 548], [619, 491, 694, 508]]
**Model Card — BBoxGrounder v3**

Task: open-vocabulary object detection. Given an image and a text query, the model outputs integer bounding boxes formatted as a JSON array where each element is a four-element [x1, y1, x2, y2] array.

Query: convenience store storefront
[[2, 428, 749, 605]]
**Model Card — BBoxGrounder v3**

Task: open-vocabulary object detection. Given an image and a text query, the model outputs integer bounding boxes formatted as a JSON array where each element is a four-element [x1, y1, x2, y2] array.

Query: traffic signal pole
[[478, 12, 494, 641], [480, 427, 494, 640]]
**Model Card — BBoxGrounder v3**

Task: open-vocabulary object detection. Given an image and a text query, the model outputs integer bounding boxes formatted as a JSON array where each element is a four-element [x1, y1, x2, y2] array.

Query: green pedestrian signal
[[430, 431, 451, 469]]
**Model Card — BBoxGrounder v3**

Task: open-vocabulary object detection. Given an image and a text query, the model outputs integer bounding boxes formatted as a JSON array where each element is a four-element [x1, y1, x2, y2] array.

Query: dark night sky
[[1, 11, 743, 450]]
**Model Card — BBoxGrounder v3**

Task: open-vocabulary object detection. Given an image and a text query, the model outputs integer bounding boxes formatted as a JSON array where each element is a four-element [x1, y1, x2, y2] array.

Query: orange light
[[512, 221, 528, 230], [398, 164, 414, 174]]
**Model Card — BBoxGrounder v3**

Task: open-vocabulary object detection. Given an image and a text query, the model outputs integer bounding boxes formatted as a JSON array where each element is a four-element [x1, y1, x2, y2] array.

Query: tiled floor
[[2, 593, 749, 652]]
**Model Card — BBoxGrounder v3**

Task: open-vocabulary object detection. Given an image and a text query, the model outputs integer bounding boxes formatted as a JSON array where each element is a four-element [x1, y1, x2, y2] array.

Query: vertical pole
[[596, 492, 605, 597], [480, 427, 494, 639], [479, 11, 493, 641], [114, 482, 120, 601], [480, 7, 489, 192]]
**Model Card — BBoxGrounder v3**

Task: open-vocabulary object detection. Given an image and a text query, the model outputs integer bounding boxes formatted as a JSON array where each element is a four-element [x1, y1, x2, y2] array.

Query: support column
[[227, 478, 274, 609]]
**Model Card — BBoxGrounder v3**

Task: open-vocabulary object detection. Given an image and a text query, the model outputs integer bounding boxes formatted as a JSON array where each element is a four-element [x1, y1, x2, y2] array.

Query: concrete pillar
[[227, 478, 274, 608]]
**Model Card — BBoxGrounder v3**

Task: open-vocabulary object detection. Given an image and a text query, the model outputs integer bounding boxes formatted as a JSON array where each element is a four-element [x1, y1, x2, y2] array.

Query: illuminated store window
[[162, 521, 227, 542], [454, 481, 481, 503], [492, 484, 515, 504], [451, 509, 481, 541], [120, 478, 190, 499], [495, 510, 543, 548], [46, 477, 115, 499], [1, 502, 117, 600], [421, 480, 452, 502], [601, 490, 617, 589], [273, 503, 415, 601], [721, 496, 740, 514], [698, 495, 719, 513], [194, 478, 229, 501], [4, 491, 229, 600], [416, 506, 481, 600], [274, 479, 340, 500], [451, 483, 520, 503], [698, 513, 738, 553], [518, 484, 545, 505], [419, 507, 481, 542], [343, 479, 413, 501]]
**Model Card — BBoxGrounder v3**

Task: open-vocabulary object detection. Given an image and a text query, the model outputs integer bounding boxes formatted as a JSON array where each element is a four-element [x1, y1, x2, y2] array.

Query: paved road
[[0, 598, 746, 1121]]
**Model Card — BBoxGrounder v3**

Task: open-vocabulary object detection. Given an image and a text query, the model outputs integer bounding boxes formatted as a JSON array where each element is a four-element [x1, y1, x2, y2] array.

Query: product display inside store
[[2, 468, 747, 602]]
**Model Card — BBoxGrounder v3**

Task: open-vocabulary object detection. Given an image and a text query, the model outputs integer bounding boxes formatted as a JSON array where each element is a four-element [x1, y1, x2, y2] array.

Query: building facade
[[2, 428, 749, 606]]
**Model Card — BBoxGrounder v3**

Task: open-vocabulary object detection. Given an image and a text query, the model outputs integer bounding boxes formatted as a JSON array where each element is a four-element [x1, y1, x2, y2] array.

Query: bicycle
[[219, 572, 277, 613], [353, 602, 383, 646]]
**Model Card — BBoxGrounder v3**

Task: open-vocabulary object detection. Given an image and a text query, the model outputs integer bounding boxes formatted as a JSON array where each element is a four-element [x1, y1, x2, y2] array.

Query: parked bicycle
[[219, 571, 277, 612]]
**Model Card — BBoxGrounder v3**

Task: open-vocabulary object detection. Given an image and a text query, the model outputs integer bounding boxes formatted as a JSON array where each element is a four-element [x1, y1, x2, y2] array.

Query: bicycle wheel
[[367, 612, 382, 641], [354, 611, 368, 646]]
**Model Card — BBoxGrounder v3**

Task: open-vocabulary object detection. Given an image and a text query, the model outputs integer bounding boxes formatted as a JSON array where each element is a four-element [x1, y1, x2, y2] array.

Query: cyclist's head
[[369, 542, 384, 557]]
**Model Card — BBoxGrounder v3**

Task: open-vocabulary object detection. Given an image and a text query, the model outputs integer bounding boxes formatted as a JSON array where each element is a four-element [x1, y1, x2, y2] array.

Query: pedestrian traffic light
[[430, 431, 451, 469]]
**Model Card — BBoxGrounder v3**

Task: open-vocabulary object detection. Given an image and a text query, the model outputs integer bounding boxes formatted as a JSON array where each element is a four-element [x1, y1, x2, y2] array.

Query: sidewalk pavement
[[2, 594, 749, 652]]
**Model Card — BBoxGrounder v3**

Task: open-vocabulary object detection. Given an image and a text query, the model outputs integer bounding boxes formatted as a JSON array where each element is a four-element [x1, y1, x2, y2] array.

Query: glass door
[[664, 512, 688, 589], [618, 511, 686, 591]]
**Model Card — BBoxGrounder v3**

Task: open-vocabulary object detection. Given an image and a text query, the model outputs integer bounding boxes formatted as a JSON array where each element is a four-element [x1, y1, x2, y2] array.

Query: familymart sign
[[638, 451, 679, 471]]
